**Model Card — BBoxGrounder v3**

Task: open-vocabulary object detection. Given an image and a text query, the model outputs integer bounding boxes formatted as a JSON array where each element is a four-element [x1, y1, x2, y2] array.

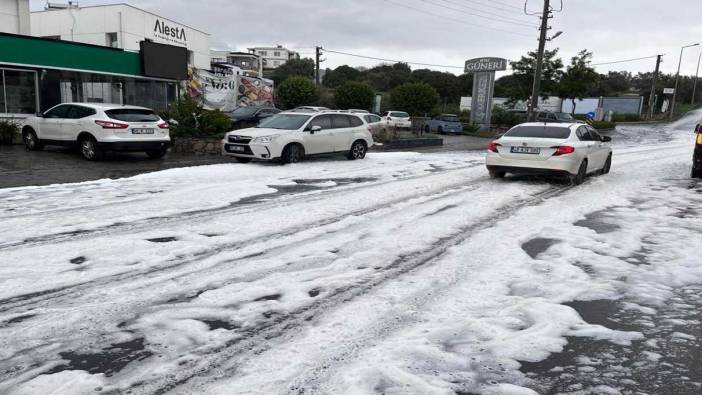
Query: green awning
[[0, 33, 143, 77]]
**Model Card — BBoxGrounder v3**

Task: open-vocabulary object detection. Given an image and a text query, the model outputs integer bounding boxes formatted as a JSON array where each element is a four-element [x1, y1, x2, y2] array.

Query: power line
[[591, 54, 663, 66], [460, 0, 526, 13], [436, 0, 537, 21], [420, 0, 537, 27], [381, 0, 533, 37], [322, 48, 466, 69]]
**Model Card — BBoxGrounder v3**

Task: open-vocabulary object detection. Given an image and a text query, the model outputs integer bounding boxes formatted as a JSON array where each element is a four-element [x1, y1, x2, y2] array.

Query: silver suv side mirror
[[307, 125, 322, 133]]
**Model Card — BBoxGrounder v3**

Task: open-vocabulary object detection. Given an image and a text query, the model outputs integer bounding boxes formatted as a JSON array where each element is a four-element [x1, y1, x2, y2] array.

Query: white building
[[0, 0, 30, 35], [248, 45, 299, 69], [30, 3, 210, 69]]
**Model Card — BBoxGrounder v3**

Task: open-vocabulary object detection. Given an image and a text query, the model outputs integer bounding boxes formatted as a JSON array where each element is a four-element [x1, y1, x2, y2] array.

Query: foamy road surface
[[1, 113, 701, 395]]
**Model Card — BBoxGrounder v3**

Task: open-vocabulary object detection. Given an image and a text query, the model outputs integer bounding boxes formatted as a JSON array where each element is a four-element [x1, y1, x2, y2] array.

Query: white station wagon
[[222, 111, 374, 164], [485, 122, 613, 185]]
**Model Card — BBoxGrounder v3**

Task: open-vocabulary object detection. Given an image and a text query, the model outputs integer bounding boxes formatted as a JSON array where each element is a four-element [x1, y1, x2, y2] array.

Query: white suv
[[222, 111, 373, 164], [22, 103, 170, 160]]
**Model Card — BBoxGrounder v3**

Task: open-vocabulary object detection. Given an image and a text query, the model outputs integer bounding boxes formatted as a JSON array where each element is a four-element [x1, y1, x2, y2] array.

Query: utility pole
[[670, 43, 700, 120], [691, 52, 701, 105], [315, 46, 323, 86], [648, 55, 662, 120], [528, 0, 551, 122]]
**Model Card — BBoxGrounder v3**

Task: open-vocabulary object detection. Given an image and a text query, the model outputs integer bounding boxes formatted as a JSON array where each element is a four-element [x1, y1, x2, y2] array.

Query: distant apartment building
[[210, 50, 262, 77], [248, 45, 299, 69], [0, 0, 30, 35]]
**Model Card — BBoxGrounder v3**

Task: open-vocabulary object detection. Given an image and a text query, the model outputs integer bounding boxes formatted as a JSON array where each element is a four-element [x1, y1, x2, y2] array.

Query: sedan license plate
[[228, 145, 245, 152], [511, 146, 540, 154], [131, 128, 154, 134]]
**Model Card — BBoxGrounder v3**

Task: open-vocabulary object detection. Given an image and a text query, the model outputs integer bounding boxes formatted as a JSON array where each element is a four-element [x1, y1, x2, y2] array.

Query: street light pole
[[670, 43, 699, 120], [691, 52, 702, 106]]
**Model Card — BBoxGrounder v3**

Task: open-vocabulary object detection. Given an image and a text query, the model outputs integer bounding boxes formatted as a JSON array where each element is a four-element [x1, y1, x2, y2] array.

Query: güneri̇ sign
[[464, 57, 507, 132], [464, 57, 507, 73]]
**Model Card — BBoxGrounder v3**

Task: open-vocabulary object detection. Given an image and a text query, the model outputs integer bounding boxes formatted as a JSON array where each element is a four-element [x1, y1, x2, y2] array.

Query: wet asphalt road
[[0, 134, 491, 189], [0, 145, 232, 189], [1, 122, 700, 394]]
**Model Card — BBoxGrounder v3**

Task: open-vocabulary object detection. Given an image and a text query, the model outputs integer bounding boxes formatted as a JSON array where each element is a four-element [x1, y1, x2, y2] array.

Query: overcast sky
[[29, 0, 702, 78]]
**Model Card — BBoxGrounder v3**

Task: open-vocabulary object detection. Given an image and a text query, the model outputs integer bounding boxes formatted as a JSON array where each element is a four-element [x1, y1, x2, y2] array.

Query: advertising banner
[[187, 67, 274, 112]]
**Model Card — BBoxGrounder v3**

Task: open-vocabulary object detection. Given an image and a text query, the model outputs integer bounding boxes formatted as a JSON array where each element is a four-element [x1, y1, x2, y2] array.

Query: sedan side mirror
[[601, 136, 612, 142], [695, 124, 701, 133]]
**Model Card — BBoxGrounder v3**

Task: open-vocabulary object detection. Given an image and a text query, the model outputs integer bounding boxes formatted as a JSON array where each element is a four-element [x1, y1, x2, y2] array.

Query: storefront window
[[1, 69, 37, 114], [0, 73, 5, 113]]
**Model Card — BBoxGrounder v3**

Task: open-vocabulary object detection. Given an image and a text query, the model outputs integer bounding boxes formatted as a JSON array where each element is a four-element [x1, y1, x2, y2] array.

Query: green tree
[[558, 50, 599, 114], [276, 76, 319, 109], [334, 81, 375, 110], [390, 82, 439, 116], [271, 58, 315, 85], [362, 63, 412, 92], [323, 65, 362, 88], [503, 49, 564, 100]]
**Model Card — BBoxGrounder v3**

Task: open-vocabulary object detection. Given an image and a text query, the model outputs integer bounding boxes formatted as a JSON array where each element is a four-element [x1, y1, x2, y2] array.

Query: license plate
[[511, 146, 540, 154], [228, 145, 245, 152], [131, 128, 154, 134]]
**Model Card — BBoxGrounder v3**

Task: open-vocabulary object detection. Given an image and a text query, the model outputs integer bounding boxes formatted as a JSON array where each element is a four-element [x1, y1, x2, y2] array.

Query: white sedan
[[485, 122, 612, 185]]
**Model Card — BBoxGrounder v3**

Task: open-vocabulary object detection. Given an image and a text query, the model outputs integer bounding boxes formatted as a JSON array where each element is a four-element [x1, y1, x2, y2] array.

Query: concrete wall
[[0, 0, 30, 35], [30, 4, 210, 69]]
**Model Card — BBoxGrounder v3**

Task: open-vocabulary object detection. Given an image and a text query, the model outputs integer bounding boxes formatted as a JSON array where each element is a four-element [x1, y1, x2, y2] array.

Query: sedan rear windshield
[[441, 116, 460, 122], [105, 109, 159, 122], [390, 112, 409, 118], [504, 126, 571, 139], [257, 114, 311, 130]]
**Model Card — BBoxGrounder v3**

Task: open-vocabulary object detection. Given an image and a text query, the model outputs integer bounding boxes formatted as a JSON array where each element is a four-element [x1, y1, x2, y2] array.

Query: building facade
[[248, 45, 299, 69], [210, 50, 262, 77], [0, 0, 30, 35], [31, 3, 210, 69]]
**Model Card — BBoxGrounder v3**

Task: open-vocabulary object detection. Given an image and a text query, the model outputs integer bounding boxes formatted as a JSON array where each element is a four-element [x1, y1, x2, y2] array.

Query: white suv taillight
[[95, 120, 128, 129], [157, 121, 169, 129]]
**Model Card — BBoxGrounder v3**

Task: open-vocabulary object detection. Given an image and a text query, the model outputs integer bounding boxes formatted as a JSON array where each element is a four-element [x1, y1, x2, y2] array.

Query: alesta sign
[[464, 57, 507, 73], [153, 19, 187, 45]]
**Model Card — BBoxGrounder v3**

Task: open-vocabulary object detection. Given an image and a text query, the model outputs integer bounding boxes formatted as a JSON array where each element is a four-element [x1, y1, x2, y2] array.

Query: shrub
[[334, 81, 375, 110], [459, 110, 471, 124], [0, 119, 20, 145], [166, 96, 232, 138], [390, 82, 439, 116], [491, 107, 522, 127], [461, 123, 481, 135], [590, 121, 617, 130], [611, 113, 641, 122], [276, 76, 319, 109]]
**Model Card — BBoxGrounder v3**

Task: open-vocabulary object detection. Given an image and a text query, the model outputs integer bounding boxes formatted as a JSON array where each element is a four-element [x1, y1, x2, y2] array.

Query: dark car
[[692, 123, 702, 178], [536, 111, 584, 124], [226, 106, 281, 129]]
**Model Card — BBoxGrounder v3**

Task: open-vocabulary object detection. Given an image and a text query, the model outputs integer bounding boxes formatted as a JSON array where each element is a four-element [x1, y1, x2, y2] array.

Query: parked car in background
[[291, 106, 330, 112], [424, 114, 464, 134], [383, 111, 411, 129], [692, 122, 702, 178], [536, 111, 584, 124], [226, 106, 280, 129], [348, 109, 370, 114], [222, 111, 373, 164], [485, 122, 612, 185], [22, 103, 170, 161], [360, 113, 386, 136]]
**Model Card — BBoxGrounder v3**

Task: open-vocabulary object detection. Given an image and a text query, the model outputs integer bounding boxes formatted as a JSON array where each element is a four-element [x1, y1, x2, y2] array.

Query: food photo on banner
[[186, 66, 274, 112]]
